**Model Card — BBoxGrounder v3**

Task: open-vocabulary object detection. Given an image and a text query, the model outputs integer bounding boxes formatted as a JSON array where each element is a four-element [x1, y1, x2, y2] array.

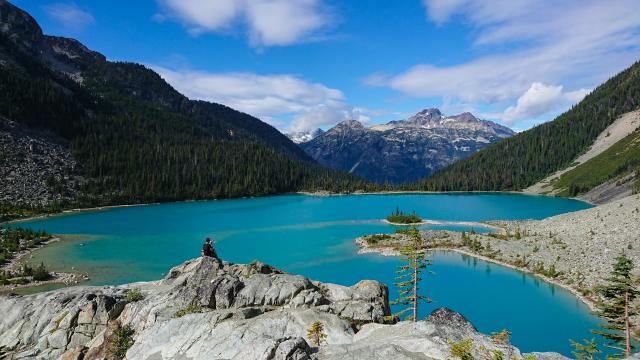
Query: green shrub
[[109, 325, 135, 359], [449, 338, 474, 360], [365, 234, 391, 245], [10, 277, 29, 285], [175, 298, 203, 318], [0, 271, 9, 285], [125, 288, 144, 302]]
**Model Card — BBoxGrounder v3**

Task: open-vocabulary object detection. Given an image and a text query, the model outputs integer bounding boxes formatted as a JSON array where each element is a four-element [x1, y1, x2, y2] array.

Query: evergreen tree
[[391, 226, 432, 321], [592, 253, 638, 357], [32, 262, 50, 281], [307, 321, 327, 347], [570, 338, 601, 360], [412, 61, 640, 192]]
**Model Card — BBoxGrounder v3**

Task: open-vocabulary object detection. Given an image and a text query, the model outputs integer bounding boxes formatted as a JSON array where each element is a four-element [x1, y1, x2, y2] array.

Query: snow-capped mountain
[[299, 108, 515, 184], [287, 128, 325, 144]]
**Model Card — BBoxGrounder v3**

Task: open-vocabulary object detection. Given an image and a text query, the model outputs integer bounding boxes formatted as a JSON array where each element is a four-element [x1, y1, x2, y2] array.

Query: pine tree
[[32, 262, 50, 281], [570, 338, 601, 360], [307, 321, 327, 347], [391, 226, 432, 321], [592, 253, 638, 357]]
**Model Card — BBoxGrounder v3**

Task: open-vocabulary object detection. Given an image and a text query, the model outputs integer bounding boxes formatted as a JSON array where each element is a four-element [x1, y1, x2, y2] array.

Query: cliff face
[[0, 257, 566, 360]]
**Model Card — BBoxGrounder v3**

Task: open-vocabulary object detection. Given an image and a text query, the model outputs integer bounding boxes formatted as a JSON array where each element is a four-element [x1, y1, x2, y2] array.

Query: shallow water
[[14, 193, 601, 355]]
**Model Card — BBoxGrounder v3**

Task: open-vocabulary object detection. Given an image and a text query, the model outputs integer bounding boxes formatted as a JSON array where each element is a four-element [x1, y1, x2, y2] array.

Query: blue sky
[[13, 0, 640, 132]]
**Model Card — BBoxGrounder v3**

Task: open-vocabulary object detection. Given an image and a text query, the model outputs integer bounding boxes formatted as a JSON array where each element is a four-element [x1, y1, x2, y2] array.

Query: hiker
[[201, 237, 218, 258]]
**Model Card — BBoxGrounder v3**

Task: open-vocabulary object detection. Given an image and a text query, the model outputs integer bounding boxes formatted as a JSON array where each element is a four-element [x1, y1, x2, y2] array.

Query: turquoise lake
[[14, 193, 602, 356]]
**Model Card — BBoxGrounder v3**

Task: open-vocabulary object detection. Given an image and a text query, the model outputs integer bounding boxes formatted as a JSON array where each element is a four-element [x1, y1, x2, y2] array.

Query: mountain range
[[298, 109, 514, 183]]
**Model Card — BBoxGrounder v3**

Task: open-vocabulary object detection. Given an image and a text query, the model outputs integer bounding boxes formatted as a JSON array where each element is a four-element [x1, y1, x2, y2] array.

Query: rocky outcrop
[[300, 108, 514, 184], [0, 117, 81, 207], [0, 257, 565, 359]]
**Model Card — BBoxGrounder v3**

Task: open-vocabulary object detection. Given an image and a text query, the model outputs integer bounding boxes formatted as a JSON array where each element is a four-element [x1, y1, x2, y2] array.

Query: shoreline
[[0, 236, 61, 272], [0, 237, 86, 293], [355, 236, 597, 311], [0, 272, 82, 294], [3, 190, 592, 226], [380, 218, 504, 232], [297, 189, 593, 204], [0, 191, 595, 296]]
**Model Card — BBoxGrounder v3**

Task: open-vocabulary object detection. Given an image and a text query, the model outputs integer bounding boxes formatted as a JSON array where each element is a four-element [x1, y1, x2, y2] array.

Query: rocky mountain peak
[[331, 119, 365, 132], [450, 112, 479, 123], [416, 107, 443, 118], [0, 0, 43, 45], [0, 0, 105, 74], [300, 107, 515, 183], [405, 108, 443, 125]]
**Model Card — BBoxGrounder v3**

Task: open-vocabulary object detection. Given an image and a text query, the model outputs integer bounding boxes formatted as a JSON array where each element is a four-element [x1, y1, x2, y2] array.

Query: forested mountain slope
[[412, 61, 640, 191], [552, 123, 640, 202], [0, 0, 373, 218]]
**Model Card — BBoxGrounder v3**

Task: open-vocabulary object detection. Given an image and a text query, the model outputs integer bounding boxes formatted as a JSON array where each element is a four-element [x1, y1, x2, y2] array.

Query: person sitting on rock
[[201, 238, 218, 258]]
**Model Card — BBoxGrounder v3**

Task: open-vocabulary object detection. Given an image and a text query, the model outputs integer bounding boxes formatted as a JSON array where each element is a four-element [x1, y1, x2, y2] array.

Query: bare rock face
[[0, 257, 566, 360], [0, 117, 82, 208]]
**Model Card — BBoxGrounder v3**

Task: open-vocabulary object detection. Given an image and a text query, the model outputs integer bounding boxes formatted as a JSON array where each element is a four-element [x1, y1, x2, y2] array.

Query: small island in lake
[[385, 207, 422, 224]]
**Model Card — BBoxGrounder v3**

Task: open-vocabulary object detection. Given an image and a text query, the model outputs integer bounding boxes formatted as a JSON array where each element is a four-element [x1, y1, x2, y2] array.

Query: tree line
[[0, 32, 380, 217], [411, 61, 640, 192]]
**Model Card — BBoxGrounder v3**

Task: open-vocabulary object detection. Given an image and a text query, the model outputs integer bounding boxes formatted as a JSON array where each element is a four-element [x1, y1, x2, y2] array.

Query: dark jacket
[[202, 243, 217, 258]]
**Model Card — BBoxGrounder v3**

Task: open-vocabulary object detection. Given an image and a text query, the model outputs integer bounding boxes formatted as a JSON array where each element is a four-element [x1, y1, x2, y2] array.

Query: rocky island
[[0, 256, 567, 359]]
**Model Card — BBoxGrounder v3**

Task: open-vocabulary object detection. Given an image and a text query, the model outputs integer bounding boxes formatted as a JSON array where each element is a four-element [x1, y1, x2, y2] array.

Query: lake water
[[13, 193, 601, 355]]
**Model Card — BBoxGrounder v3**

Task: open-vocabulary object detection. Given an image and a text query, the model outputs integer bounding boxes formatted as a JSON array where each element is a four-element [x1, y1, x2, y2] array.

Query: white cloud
[[373, 0, 640, 126], [156, 0, 330, 47], [503, 83, 589, 123], [153, 66, 370, 132], [43, 2, 95, 30], [291, 105, 372, 133]]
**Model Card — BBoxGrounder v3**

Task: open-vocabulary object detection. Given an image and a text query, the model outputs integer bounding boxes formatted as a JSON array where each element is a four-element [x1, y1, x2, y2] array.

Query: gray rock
[[0, 257, 568, 360]]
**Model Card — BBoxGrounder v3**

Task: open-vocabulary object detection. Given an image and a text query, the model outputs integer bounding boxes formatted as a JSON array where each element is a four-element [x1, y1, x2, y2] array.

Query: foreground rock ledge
[[0, 257, 566, 359]]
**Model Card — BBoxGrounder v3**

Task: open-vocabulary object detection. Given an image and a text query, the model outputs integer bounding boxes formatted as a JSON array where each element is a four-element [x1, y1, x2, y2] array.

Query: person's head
[[205, 238, 211, 244]]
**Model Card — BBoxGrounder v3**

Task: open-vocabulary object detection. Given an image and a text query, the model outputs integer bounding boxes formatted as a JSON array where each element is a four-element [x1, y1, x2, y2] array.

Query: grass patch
[[175, 298, 203, 318], [50, 311, 68, 334], [553, 130, 640, 196]]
